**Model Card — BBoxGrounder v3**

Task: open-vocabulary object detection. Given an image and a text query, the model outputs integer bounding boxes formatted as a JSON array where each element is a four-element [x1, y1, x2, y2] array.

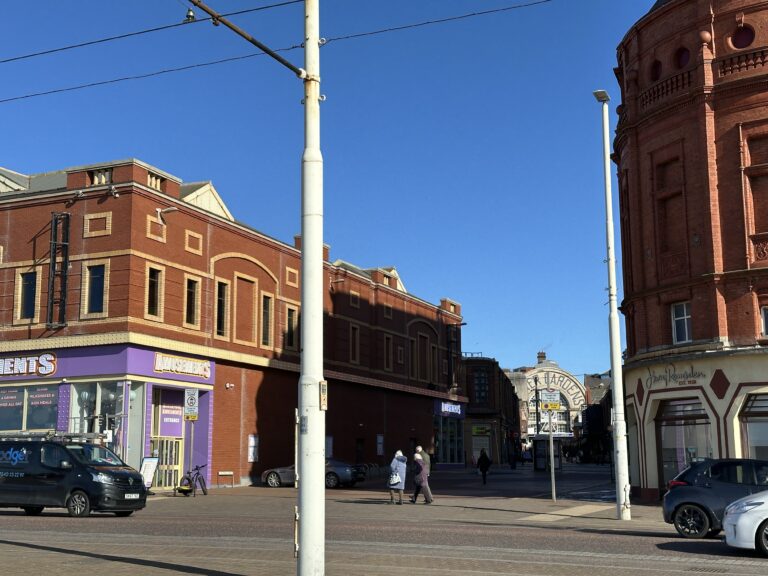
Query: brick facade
[[0, 158, 467, 486], [616, 1, 768, 499]]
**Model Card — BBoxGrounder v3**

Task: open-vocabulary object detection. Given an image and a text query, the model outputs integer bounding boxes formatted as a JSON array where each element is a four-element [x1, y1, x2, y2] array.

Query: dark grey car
[[662, 458, 768, 538]]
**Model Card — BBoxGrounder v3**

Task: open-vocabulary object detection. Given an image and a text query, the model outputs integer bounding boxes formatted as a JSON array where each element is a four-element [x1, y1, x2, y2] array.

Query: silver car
[[261, 459, 366, 488]]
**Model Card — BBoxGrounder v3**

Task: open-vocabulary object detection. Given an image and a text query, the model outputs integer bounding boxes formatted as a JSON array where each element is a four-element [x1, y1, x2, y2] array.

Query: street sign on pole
[[184, 388, 199, 421]]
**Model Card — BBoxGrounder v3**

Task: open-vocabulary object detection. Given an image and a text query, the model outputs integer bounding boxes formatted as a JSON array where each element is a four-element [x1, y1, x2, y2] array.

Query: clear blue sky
[[2, 1, 653, 379]]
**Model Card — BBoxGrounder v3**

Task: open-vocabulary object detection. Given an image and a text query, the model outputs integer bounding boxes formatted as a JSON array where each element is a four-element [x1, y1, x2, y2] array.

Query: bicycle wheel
[[178, 475, 193, 496], [197, 474, 208, 495]]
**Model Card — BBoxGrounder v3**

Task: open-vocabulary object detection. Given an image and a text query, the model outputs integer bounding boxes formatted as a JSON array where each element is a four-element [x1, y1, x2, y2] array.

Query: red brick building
[[616, 0, 768, 498], [462, 354, 520, 467], [0, 158, 467, 488]]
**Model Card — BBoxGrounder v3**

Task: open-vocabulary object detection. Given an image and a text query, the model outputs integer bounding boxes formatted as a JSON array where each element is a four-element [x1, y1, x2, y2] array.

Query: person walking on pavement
[[413, 445, 434, 503], [477, 448, 492, 485], [388, 450, 407, 504], [409, 453, 433, 504]]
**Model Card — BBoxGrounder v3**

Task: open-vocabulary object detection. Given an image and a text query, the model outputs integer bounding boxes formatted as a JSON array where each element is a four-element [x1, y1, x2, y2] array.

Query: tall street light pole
[[186, 1, 326, 571], [593, 89, 631, 521]]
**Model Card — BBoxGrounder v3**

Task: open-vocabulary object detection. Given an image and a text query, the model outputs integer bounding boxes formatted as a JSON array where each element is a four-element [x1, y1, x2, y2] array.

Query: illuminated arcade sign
[[153, 352, 211, 379], [0, 353, 57, 377]]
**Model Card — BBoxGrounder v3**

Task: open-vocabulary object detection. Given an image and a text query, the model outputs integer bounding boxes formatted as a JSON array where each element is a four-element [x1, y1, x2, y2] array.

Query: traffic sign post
[[184, 389, 199, 475]]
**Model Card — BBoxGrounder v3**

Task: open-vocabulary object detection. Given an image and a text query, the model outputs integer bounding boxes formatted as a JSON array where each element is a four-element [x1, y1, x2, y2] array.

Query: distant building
[[0, 158, 467, 489], [462, 354, 520, 466]]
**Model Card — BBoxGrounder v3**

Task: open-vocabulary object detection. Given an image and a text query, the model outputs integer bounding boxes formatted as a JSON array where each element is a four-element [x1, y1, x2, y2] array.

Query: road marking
[[519, 503, 614, 522]]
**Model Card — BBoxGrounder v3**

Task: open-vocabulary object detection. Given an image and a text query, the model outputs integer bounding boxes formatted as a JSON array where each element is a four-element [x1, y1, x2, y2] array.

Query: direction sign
[[184, 388, 199, 421]]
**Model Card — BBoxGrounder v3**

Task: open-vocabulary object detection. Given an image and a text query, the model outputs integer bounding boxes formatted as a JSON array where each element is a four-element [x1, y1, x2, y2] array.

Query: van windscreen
[[65, 444, 124, 467]]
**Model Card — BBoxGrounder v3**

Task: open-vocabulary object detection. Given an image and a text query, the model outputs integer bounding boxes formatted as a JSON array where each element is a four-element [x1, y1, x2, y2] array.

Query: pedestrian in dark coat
[[409, 453, 433, 504], [477, 448, 492, 485], [413, 445, 434, 503], [388, 450, 407, 504]]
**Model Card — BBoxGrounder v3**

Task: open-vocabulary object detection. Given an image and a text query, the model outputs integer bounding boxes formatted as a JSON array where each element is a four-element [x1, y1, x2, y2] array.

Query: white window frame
[[671, 301, 692, 344]]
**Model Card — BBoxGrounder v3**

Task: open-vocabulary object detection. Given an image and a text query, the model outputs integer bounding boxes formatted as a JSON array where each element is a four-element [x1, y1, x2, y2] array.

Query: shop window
[[671, 301, 692, 344], [740, 394, 768, 459], [0, 385, 58, 431], [656, 399, 712, 488]]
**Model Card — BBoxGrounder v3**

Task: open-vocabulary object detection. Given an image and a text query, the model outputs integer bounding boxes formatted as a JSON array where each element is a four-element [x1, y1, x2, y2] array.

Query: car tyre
[[66, 490, 91, 517], [756, 519, 768, 557], [673, 503, 710, 538], [22, 506, 44, 516], [325, 472, 340, 489], [266, 471, 282, 488], [114, 511, 134, 517]]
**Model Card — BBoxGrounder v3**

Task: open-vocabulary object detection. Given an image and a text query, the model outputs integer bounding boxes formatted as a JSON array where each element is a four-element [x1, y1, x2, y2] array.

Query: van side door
[[37, 443, 73, 506]]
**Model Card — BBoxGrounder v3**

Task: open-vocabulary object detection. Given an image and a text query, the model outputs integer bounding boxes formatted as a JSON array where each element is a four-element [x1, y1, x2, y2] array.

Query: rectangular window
[[474, 370, 489, 404], [286, 305, 298, 350], [216, 281, 229, 337], [350, 324, 360, 364], [261, 294, 273, 347], [147, 267, 162, 318], [762, 306, 768, 336], [87, 264, 105, 314], [672, 301, 692, 344], [350, 291, 360, 308], [235, 276, 256, 344], [418, 334, 429, 381], [185, 277, 199, 326], [20, 271, 37, 319], [384, 335, 393, 371], [409, 339, 417, 378], [431, 345, 438, 385]]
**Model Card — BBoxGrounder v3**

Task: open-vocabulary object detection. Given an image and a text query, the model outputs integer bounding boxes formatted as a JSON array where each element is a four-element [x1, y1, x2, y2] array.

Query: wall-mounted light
[[72, 190, 85, 199], [225, 382, 235, 390], [156, 206, 179, 225], [108, 185, 120, 198]]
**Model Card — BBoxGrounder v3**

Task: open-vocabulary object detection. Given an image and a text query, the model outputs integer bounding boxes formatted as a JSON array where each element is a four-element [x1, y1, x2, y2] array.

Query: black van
[[0, 435, 147, 517]]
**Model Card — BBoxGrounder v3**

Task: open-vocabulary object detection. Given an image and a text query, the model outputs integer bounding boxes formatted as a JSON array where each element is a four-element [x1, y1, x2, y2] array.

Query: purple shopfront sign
[[0, 346, 215, 384]]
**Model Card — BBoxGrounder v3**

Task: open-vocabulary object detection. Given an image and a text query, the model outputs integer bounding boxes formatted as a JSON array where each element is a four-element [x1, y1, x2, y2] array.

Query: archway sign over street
[[184, 388, 199, 421]]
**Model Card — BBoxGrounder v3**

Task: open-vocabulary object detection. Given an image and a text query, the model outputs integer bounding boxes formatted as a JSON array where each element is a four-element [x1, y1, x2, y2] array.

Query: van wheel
[[22, 506, 44, 516], [114, 511, 134, 517], [66, 491, 91, 517]]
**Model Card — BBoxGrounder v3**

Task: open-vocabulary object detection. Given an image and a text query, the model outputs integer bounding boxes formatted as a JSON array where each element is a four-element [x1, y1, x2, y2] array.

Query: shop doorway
[[150, 389, 185, 489]]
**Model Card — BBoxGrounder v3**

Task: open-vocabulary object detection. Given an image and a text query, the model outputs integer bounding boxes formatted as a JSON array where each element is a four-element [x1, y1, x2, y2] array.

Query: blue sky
[[2, 1, 654, 379]]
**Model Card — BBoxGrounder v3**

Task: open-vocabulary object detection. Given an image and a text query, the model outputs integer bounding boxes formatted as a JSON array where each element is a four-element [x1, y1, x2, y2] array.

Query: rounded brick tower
[[615, 1, 768, 499]]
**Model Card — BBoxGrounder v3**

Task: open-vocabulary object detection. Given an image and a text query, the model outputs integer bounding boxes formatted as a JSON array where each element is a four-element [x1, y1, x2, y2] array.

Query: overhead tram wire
[[0, 0, 555, 105], [0, 0, 303, 65]]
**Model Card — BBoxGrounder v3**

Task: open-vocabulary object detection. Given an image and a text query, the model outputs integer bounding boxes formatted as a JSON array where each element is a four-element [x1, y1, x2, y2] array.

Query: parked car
[[724, 489, 768, 556], [0, 435, 147, 517], [261, 458, 366, 488], [662, 458, 768, 538]]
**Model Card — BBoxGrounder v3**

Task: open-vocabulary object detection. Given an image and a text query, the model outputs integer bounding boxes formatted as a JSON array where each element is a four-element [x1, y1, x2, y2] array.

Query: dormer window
[[148, 172, 164, 191], [88, 168, 112, 187]]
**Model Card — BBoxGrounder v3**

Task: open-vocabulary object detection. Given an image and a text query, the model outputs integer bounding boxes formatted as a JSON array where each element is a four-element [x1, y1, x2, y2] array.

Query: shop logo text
[[646, 364, 706, 388], [154, 353, 211, 379], [0, 447, 29, 466], [0, 353, 56, 377]]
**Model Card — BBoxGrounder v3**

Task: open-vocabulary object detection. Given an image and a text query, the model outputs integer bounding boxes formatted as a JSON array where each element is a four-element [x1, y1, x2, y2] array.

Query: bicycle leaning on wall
[[176, 464, 208, 497]]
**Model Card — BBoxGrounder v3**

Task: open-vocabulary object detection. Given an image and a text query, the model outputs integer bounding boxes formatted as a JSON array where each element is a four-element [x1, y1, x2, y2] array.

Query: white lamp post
[[593, 89, 631, 521], [187, 1, 326, 571]]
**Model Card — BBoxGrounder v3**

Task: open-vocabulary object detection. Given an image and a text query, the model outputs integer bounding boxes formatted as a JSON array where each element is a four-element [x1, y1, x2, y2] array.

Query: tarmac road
[[0, 463, 766, 575]]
